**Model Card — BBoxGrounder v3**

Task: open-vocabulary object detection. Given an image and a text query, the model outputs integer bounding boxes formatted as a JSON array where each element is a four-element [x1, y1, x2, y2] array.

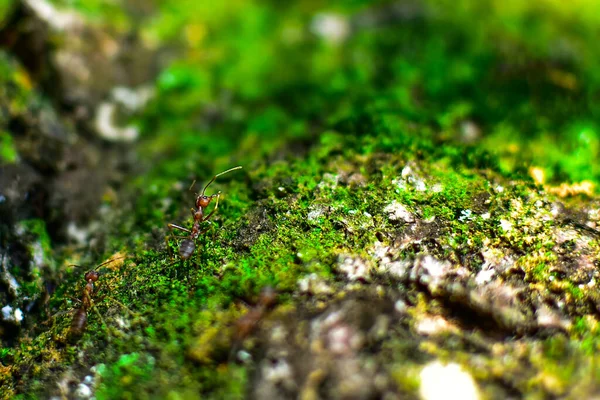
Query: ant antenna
[[201, 166, 243, 196], [68, 256, 126, 271]]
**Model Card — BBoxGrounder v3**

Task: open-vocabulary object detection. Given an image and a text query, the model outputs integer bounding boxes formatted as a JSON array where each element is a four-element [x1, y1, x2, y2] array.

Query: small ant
[[70, 270, 99, 337], [68, 256, 126, 339], [167, 166, 242, 260], [230, 285, 277, 362], [234, 286, 277, 340]]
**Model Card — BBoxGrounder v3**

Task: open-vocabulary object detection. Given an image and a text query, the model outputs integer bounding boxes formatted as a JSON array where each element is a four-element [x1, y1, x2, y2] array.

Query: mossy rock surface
[[2, 0, 600, 399]]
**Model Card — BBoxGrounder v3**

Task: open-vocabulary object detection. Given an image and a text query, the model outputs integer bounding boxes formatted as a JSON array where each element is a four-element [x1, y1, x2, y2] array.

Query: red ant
[[234, 286, 277, 340], [68, 256, 127, 339], [70, 270, 99, 337], [167, 166, 242, 260], [228, 286, 278, 363]]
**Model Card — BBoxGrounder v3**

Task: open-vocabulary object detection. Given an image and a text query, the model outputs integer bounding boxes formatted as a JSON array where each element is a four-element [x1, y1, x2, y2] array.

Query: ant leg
[[96, 293, 138, 320], [89, 304, 111, 343], [167, 223, 192, 258], [202, 193, 221, 222], [42, 309, 72, 326], [68, 296, 82, 304], [168, 223, 192, 234], [110, 298, 137, 317], [164, 236, 172, 259]]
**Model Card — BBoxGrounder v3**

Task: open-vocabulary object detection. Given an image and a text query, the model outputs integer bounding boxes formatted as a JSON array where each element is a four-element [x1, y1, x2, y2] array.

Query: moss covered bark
[[2, 0, 600, 399]]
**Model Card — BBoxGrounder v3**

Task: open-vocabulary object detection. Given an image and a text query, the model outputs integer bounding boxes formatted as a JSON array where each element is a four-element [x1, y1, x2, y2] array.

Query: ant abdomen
[[70, 307, 87, 337], [179, 239, 196, 260]]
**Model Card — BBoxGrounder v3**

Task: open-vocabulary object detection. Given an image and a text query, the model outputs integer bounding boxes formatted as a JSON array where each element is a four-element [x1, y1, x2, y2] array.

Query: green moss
[[95, 353, 155, 400], [0, 51, 35, 117], [0, 131, 17, 163], [5, 0, 600, 398]]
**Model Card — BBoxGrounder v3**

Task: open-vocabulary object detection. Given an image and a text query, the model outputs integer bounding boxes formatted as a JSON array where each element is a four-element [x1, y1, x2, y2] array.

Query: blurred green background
[[3, 0, 597, 186]]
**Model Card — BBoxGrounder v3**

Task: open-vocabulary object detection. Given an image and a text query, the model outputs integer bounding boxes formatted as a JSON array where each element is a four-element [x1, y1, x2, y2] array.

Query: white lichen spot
[[75, 383, 92, 399], [14, 308, 23, 323], [1, 305, 13, 321], [338, 256, 370, 282], [371, 241, 412, 280], [31, 240, 45, 268], [431, 183, 443, 193], [327, 325, 363, 354], [458, 209, 473, 222], [263, 358, 293, 384], [385, 260, 411, 280], [25, 0, 82, 31], [414, 180, 427, 191], [371, 242, 389, 261], [114, 316, 130, 329], [321, 310, 344, 329], [393, 165, 428, 191], [424, 215, 436, 224], [95, 102, 139, 142], [394, 299, 407, 314], [307, 205, 326, 222], [237, 350, 252, 364], [317, 173, 340, 189], [1, 305, 23, 324], [499, 219, 513, 232], [1, 259, 20, 297], [413, 256, 452, 293], [481, 212, 490, 220], [555, 228, 579, 245], [111, 86, 154, 112], [310, 13, 350, 43], [475, 266, 496, 285], [536, 304, 570, 331], [328, 325, 351, 354], [298, 273, 334, 295], [67, 222, 90, 245], [384, 200, 415, 223], [416, 316, 455, 336], [587, 208, 600, 227], [460, 120, 481, 143], [270, 324, 288, 344], [495, 185, 504, 193], [551, 203, 562, 217], [419, 361, 480, 400]]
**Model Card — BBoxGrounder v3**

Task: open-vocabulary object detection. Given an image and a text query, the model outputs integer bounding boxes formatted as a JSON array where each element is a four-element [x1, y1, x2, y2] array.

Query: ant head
[[196, 195, 212, 209], [84, 271, 100, 282]]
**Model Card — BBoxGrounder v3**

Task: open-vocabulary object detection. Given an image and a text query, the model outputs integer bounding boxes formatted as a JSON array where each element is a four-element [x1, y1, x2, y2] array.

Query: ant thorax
[[193, 208, 204, 221]]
